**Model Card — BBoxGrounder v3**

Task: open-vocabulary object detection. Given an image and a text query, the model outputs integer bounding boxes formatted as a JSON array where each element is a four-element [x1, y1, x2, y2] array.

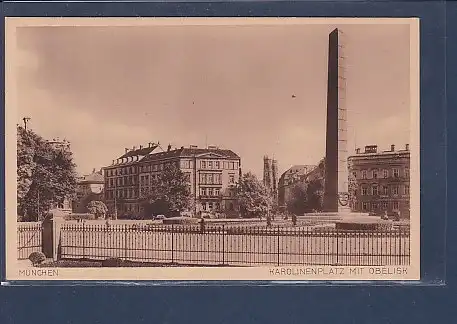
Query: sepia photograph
[[5, 17, 420, 281]]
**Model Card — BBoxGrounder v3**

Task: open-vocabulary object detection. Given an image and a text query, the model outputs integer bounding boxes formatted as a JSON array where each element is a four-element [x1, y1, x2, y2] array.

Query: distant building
[[103, 144, 241, 218], [278, 164, 318, 209], [348, 144, 410, 219], [102, 142, 159, 217], [263, 156, 278, 201], [72, 168, 105, 213]]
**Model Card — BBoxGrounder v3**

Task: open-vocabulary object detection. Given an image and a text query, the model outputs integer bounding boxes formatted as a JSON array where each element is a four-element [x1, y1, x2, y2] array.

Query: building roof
[[118, 144, 158, 159], [78, 171, 104, 184], [142, 147, 240, 162]]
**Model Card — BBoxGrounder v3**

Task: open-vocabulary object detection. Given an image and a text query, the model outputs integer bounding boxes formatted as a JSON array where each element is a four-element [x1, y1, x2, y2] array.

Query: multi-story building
[[138, 145, 241, 217], [103, 144, 241, 218], [103, 143, 159, 217], [263, 156, 278, 200], [72, 168, 105, 213], [278, 164, 317, 209], [348, 144, 410, 218]]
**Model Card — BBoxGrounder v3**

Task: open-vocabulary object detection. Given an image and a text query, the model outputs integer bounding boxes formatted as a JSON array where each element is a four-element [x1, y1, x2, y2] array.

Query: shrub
[[29, 251, 46, 266], [64, 213, 95, 221], [102, 257, 124, 267]]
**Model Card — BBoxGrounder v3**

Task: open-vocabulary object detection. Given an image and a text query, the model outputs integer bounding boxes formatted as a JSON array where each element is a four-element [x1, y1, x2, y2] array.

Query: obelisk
[[323, 28, 350, 213]]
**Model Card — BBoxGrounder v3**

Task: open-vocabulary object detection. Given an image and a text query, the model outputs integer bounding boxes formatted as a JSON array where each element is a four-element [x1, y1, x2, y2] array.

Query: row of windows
[[360, 200, 409, 211], [107, 176, 136, 188], [353, 168, 409, 180], [200, 187, 221, 197], [139, 161, 179, 173], [360, 184, 410, 196], [200, 160, 239, 170], [105, 166, 136, 177], [106, 189, 139, 200], [200, 173, 222, 185]]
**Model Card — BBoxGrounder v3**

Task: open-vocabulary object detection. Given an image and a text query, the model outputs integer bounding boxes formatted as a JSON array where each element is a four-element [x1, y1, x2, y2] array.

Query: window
[[371, 202, 378, 211], [352, 171, 357, 179], [404, 185, 410, 195], [200, 187, 207, 196], [215, 202, 220, 211], [200, 173, 207, 184], [215, 161, 220, 169], [201, 161, 206, 169], [393, 168, 399, 178], [229, 174, 235, 184], [383, 186, 388, 195], [208, 161, 213, 169], [215, 188, 220, 196], [372, 185, 378, 196], [405, 168, 410, 178], [393, 201, 399, 210], [383, 169, 389, 178], [362, 202, 368, 211], [381, 201, 388, 210], [392, 186, 399, 195], [362, 170, 367, 179], [208, 188, 214, 196], [202, 203, 207, 211], [362, 187, 368, 196], [373, 169, 378, 179]]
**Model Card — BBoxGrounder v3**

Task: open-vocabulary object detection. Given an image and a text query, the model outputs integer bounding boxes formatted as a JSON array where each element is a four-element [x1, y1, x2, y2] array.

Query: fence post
[[277, 225, 280, 266], [222, 225, 225, 266], [171, 224, 174, 264], [335, 230, 339, 265], [124, 224, 128, 259], [82, 223, 86, 259], [398, 228, 402, 265]]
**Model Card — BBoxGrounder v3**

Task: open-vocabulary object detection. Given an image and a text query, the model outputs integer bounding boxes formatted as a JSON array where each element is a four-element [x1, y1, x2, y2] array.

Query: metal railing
[[17, 222, 43, 260], [59, 224, 410, 266]]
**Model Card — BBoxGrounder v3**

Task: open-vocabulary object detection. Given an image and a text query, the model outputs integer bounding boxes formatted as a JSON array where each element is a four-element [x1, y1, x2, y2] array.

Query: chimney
[[356, 148, 361, 154], [167, 144, 172, 152], [391, 144, 395, 152], [181, 146, 184, 150], [125, 148, 129, 153], [112, 160, 115, 165], [92, 168, 96, 174], [405, 144, 409, 151], [148, 142, 152, 148], [190, 145, 198, 149], [133, 146, 136, 151], [140, 145, 143, 149]]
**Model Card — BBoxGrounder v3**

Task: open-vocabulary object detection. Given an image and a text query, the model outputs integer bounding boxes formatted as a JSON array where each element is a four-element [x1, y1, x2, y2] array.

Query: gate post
[[41, 211, 66, 261]]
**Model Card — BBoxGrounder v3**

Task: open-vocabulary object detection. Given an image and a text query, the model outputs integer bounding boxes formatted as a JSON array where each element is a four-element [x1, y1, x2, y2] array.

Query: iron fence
[[59, 224, 410, 266], [17, 222, 42, 260]]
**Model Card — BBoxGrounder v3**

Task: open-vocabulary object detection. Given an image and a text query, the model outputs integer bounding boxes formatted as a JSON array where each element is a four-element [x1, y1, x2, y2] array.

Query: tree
[[17, 126, 78, 221], [87, 200, 108, 219], [236, 172, 273, 219], [141, 163, 192, 218], [287, 182, 308, 215], [348, 161, 358, 212], [306, 178, 324, 211]]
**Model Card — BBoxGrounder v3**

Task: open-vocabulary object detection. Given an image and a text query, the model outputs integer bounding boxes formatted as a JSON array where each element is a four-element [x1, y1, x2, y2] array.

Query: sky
[[14, 20, 412, 179]]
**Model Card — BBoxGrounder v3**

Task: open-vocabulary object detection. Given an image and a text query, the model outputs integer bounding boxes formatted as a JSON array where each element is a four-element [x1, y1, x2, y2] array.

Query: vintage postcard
[[4, 17, 420, 281]]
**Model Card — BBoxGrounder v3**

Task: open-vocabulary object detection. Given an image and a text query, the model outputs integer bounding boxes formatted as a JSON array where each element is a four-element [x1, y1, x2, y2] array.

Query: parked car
[[155, 215, 165, 220]]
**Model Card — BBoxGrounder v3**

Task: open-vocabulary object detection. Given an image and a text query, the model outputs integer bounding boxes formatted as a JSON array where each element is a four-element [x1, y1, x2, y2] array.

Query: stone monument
[[323, 28, 351, 214]]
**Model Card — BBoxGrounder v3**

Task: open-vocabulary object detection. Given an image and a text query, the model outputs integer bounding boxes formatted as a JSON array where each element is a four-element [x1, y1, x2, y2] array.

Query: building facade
[[103, 144, 241, 218], [278, 164, 317, 209], [348, 144, 410, 219], [72, 169, 105, 213], [103, 143, 159, 217]]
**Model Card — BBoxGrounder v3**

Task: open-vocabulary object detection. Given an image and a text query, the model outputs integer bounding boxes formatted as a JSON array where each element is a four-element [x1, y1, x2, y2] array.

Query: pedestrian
[[292, 214, 297, 226]]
